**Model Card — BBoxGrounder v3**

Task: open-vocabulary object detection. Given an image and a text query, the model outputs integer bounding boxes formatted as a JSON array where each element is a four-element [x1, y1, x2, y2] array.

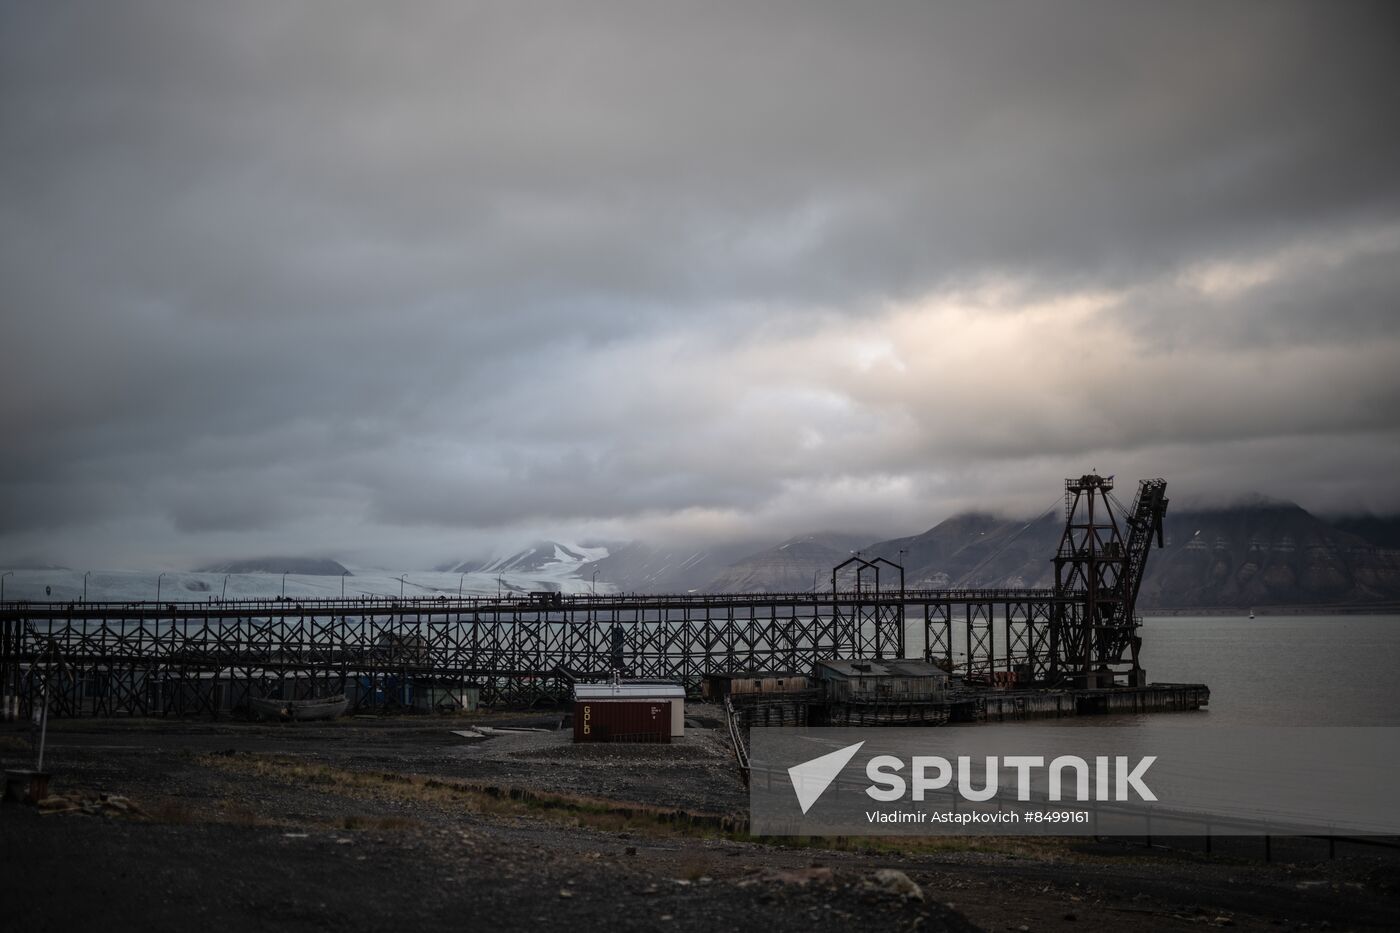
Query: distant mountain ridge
[[195, 557, 351, 576], [425, 497, 1400, 609], [1144, 503, 1400, 608], [701, 532, 873, 593], [577, 541, 757, 595], [692, 501, 1400, 609], [858, 511, 1062, 590], [1325, 514, 1400, 550]]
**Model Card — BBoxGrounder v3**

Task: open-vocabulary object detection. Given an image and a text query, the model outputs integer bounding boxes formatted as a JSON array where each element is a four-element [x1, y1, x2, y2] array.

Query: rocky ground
[[2, 713, 1397, 932]]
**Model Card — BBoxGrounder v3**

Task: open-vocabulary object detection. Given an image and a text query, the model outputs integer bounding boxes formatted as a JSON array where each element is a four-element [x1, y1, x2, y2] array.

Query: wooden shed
[[700, 671, 810, 701], [814, 659, 948, 703]]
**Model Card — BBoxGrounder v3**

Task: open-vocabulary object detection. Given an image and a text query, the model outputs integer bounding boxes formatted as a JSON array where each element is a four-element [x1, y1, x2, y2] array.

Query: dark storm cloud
[[2, 1, 1399, 568]]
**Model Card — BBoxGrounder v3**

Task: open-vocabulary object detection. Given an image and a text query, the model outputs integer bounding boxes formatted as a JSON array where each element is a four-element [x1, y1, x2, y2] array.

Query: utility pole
[[156, 572, 165, 604]]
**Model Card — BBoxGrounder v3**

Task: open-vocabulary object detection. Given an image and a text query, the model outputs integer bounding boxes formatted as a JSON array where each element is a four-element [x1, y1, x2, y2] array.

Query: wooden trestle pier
[[1, 474, 1178, 718], [1, 588, 1070, 716]]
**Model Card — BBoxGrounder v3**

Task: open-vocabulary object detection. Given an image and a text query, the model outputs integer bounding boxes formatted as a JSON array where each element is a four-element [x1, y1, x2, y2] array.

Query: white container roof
[[574, 682, 686, 700]]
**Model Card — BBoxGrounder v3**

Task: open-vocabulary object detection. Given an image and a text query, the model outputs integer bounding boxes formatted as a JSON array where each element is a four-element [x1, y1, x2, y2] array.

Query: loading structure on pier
[[0, 474, 1173, 718], [1051, 475, 1168, 688]]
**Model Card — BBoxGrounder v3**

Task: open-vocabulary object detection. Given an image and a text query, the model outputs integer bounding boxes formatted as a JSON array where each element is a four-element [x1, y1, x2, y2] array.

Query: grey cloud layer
[[2, 1, 1398, 567]]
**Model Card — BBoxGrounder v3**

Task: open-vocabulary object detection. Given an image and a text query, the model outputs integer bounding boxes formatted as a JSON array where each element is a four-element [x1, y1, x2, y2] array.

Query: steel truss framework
[[1050, 476, 1167, 682], [917, 598, 1057, 680], [2, 589, 1060, 717], [0, 474, 1166, 718]]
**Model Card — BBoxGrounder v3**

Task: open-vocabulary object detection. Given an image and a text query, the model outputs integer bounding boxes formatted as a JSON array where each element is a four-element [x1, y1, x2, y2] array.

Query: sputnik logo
[[788, 741, 865, 814]]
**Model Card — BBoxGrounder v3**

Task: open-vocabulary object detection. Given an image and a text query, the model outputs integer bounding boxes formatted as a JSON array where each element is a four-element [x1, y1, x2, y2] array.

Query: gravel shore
[[2, 713, 1396, 932]]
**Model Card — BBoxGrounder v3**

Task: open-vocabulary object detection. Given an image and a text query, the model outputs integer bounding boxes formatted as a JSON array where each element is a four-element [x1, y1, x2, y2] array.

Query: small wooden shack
[[813, 659, 948, 703], [700, 671, 810, 702]]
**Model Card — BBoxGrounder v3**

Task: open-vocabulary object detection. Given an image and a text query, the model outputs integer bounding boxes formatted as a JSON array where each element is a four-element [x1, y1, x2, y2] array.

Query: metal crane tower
[[1050, 474, 1168, 687]]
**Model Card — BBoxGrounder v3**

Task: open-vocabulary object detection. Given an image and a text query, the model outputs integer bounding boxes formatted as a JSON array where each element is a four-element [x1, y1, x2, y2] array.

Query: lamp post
[[83, 570, 90, 603], [1, 571, 11, 602], [592, 569, 599, 597], [156, 572, 165, 604], [221, 575, 229, 602], [458, 573, 465, 599], [281, 571, 288, 599], [398, 574, 407, 599], [341, 570, 349, 599], [812, 569, 818, 593], [497, 575, 503, 600]]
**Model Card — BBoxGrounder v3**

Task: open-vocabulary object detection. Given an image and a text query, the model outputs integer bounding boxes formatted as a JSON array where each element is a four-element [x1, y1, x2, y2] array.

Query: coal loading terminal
[[3, 476, 1203, 727], [7, 477, 1398, 933]]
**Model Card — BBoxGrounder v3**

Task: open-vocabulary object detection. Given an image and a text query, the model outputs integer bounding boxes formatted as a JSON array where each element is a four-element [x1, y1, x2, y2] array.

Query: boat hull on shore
[[248, 695, 348, 722]]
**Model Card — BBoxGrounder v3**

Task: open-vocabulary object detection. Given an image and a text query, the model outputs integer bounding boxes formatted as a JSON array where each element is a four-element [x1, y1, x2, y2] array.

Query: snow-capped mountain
[[437, 541, 609, 576]]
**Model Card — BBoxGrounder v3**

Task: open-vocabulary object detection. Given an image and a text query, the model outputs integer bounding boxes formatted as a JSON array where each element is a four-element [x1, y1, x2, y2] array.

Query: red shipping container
[[572, 700, 672, 743]]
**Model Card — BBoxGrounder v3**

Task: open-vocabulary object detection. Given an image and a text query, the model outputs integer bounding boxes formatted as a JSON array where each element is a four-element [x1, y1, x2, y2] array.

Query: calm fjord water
[[907, 613, 1400, 726], [1138, 615, 1400, 726]]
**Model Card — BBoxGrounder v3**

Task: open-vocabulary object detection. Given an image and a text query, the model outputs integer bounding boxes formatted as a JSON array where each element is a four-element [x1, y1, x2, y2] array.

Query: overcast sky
[[2, 1, 1399, 569]]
